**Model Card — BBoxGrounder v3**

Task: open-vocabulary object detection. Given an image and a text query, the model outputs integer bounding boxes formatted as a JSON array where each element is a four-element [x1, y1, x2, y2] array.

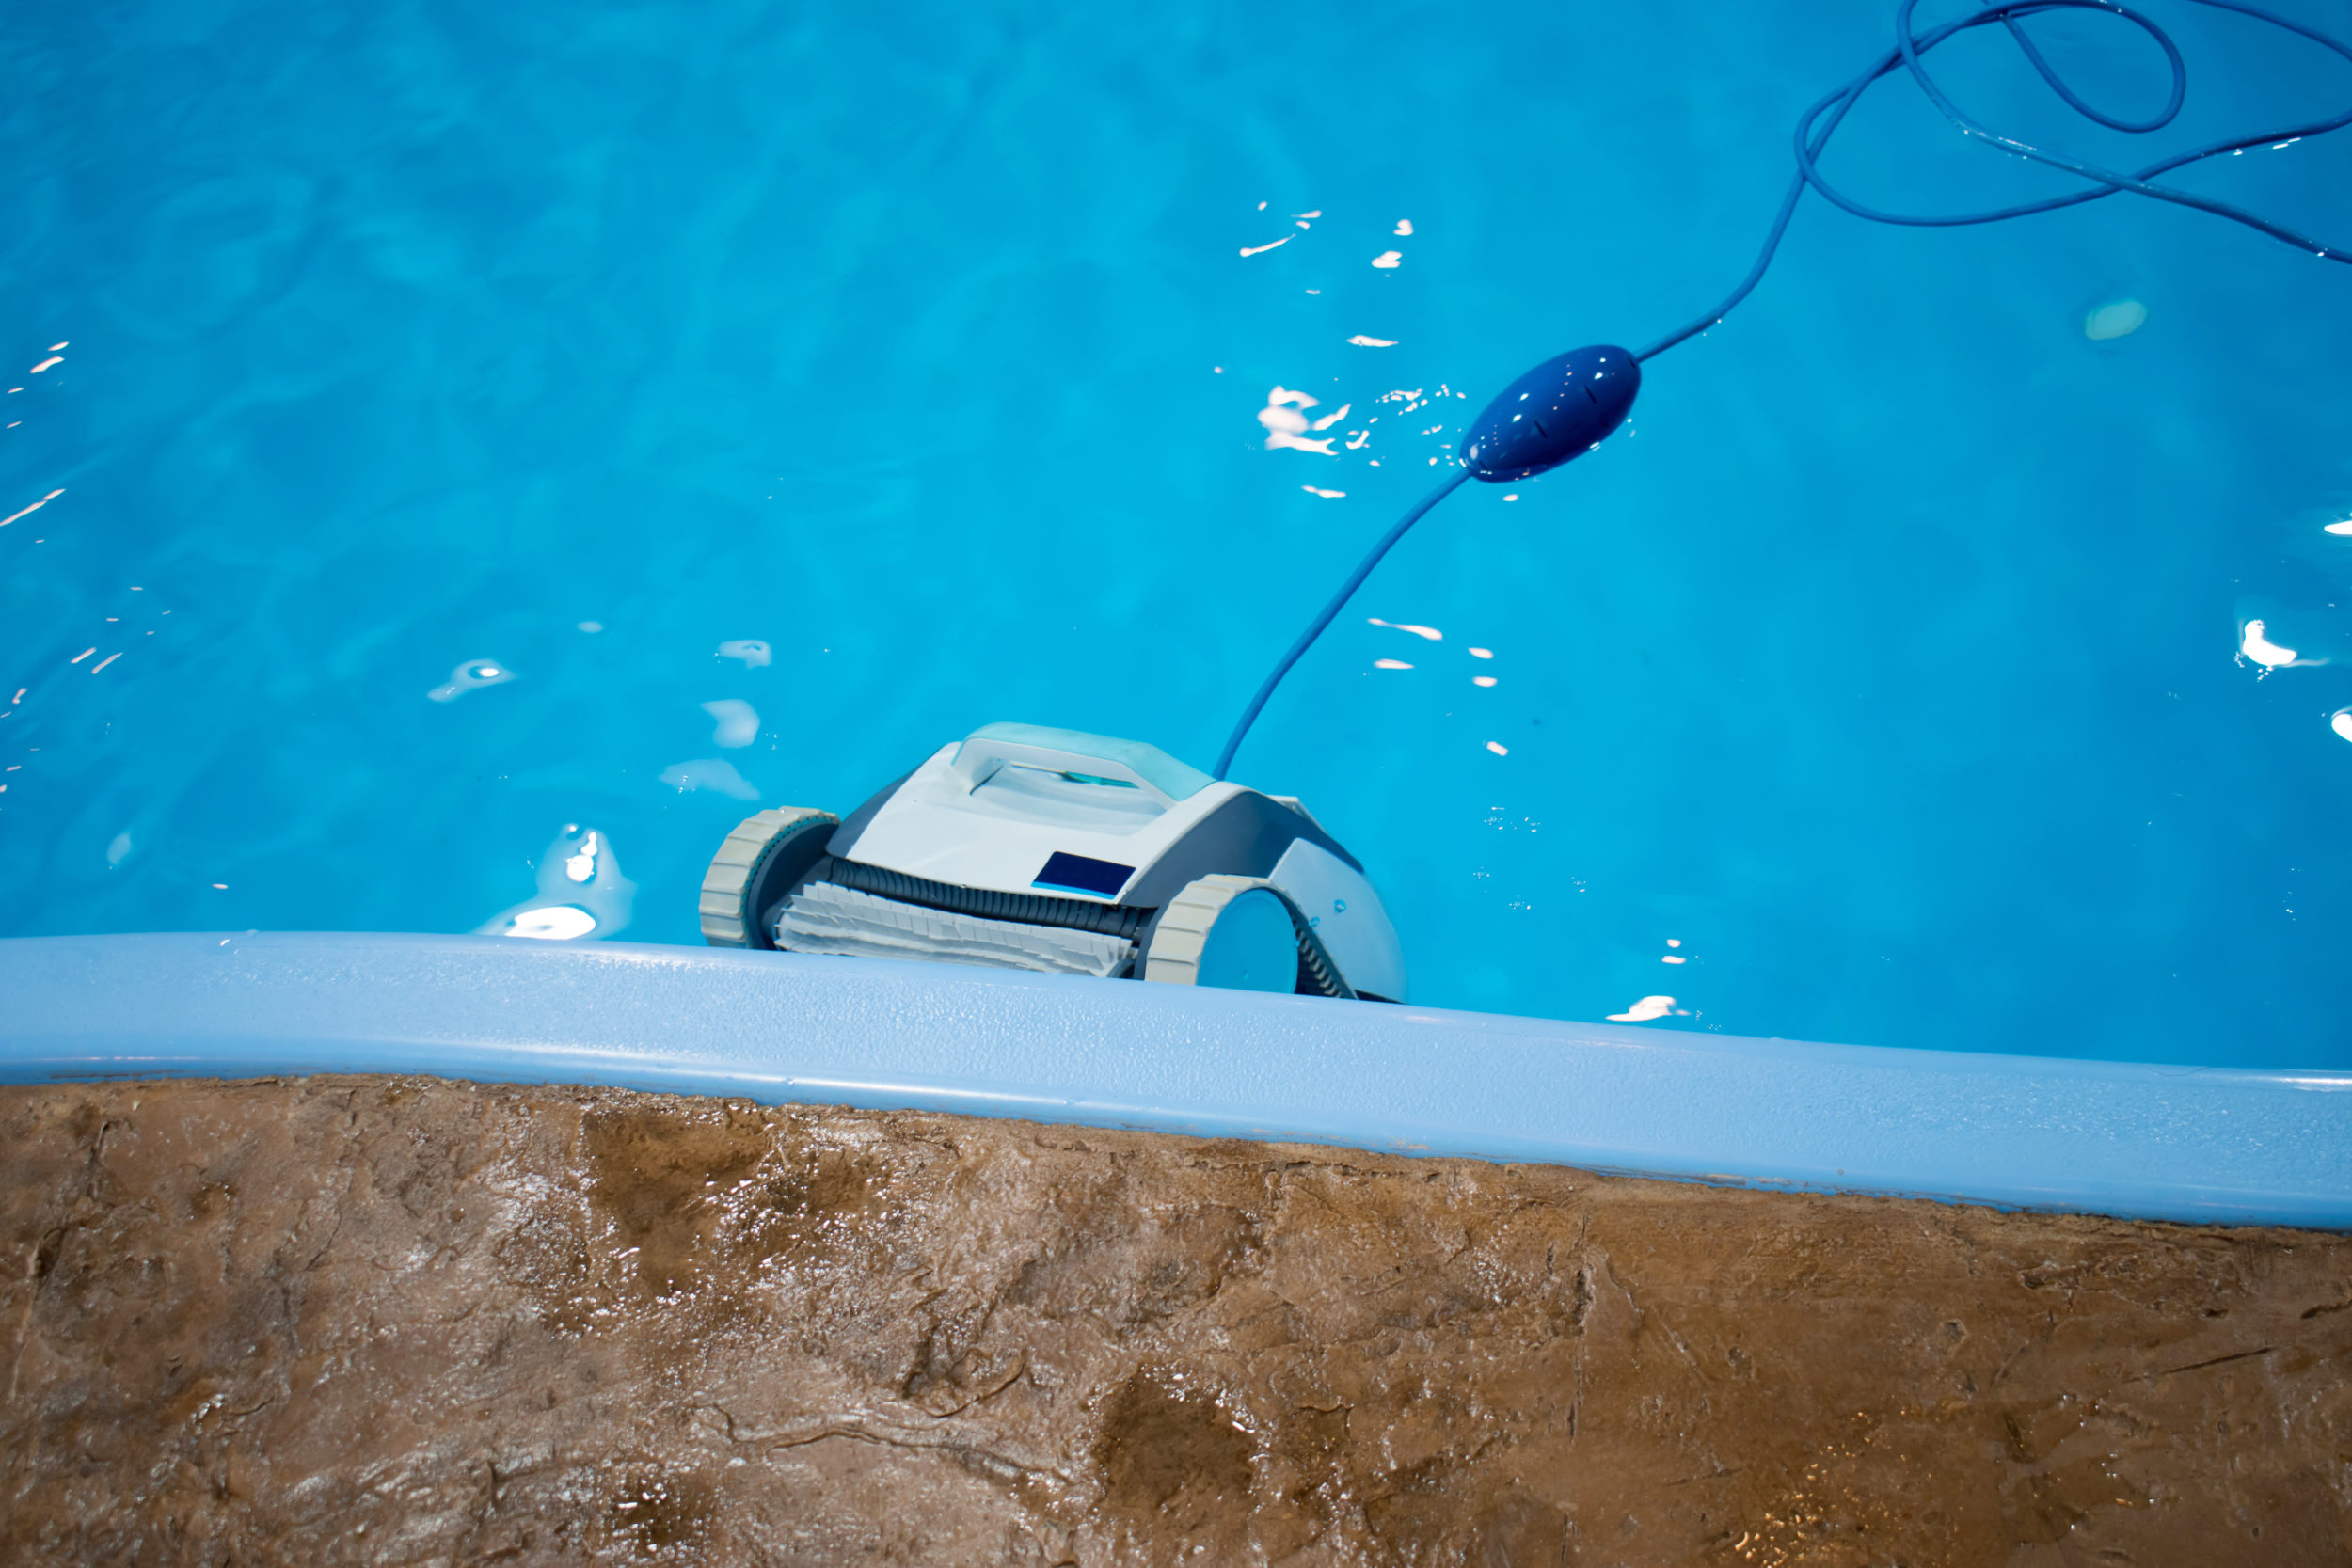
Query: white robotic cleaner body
[[844, 739, 1249, 905], [701, 722, 1406, 1002], [1266, 838, 1406, 1003]]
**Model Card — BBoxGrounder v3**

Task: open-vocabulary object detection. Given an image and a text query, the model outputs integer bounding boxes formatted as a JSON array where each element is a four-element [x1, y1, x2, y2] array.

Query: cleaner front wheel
[[1140, 875, 1355, 999], [699, 807, 838, 948]]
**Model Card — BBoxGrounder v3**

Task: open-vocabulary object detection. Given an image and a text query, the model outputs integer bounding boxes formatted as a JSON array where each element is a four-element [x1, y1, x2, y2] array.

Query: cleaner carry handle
[[953, 722, 1216, 806]]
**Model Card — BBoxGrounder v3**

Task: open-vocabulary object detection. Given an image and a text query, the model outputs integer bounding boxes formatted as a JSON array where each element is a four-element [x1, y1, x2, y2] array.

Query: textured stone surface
[[2, 1077, 2349, 1565]]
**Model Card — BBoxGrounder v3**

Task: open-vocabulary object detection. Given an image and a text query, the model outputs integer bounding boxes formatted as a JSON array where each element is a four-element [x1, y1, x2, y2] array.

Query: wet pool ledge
[[2, 931, 2345, 1230]]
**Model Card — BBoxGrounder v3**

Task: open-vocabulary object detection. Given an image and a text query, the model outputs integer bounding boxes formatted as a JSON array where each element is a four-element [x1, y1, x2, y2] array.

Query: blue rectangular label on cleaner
[[1033, 852, 1133, 898]]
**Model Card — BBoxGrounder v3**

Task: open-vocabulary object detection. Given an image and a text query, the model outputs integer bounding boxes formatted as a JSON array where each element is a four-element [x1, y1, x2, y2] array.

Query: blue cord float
[[1215, 0, 2352, 780]]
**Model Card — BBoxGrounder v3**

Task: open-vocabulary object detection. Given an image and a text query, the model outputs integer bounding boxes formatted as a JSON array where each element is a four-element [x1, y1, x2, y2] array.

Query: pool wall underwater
[[5, 930, 2347, 1230]]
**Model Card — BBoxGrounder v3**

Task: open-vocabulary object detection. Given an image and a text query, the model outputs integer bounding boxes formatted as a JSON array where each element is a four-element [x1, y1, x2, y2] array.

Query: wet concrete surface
[[2, 1076, 2348, 1565]]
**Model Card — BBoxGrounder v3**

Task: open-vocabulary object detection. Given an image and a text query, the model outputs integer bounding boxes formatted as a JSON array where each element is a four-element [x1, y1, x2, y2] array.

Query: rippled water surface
[[4, 0, 2348, 1065]]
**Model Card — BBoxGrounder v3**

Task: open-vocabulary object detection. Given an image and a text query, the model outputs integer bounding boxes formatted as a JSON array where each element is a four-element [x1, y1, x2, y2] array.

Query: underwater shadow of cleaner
[[696, 0, 2350, 1004]]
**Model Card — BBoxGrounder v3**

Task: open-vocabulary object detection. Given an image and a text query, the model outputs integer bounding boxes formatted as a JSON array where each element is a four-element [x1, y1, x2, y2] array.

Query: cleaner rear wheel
[[700, 807, 838, 948], [1140, 874, 1356, 998]]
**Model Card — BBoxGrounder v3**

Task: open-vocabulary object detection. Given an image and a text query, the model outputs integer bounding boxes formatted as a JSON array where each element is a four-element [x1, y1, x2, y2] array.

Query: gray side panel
[[1123, 792, 1362, 911], [825, 768, 917, 859]]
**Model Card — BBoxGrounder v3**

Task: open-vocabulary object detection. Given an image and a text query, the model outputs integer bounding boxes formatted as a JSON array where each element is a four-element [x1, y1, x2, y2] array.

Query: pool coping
[[3, 930, 2346, 1229]]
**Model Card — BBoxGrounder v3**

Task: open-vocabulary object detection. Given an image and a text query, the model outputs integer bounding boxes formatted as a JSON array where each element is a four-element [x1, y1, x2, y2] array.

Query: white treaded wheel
[[699, 807, 838, 948], [1140, 873, 1346, 995]]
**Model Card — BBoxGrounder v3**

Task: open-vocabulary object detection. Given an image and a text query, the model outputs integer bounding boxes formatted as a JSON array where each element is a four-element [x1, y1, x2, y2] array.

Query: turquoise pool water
[[3, 1, 2347, 1067]]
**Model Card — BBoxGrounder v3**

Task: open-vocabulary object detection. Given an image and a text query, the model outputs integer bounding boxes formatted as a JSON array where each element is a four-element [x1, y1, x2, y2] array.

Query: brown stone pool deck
[[5, 1077, 2348, 1564]]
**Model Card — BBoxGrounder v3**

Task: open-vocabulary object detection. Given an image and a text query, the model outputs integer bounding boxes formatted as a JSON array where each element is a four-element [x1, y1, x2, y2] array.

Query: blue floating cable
[[1214, 470, 1469, 781], [1639, 0, 2352, 362], [1216, 0, 2352, 780]]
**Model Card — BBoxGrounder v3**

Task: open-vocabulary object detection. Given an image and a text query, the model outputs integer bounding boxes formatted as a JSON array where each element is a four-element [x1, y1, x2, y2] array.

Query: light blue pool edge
[[4, 931, 2346, 1230]]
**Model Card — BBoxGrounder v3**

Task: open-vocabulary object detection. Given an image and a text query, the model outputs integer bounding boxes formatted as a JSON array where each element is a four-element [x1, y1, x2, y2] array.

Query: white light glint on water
[[2239, 618, 2305, 668], [2325, 519, 2352, 536], [1261, 387, 1338, 455], [2084, 299, 2148, 341], [1366, 618, 1441, 641], [426, 658, 516, 702], [0, 488, 63, 528], [1607, 994, 1677, 1022], [563, 830, 601, 884], [500, 906, 597, 941], [702, 698, 758, 748], [2332, 709, 2352, 743], [1261, 402, 1308, 435], [480, 824, 634, 940], [660, 757, 758, 800], [717, 639, 770, 666]]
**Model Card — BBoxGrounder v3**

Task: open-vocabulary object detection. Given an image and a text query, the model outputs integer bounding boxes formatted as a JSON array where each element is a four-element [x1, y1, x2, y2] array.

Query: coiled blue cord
[[1638, 0, 2352, 361], [1216, 0, 2352, 780]]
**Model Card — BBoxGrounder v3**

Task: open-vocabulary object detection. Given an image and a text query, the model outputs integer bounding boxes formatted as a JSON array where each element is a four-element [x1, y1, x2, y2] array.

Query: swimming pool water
[[3, 0, 2348, 1067]]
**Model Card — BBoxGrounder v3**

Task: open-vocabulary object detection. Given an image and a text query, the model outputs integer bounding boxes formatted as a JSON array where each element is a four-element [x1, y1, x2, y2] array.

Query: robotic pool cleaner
[[703, 0, 2348, 998], [699, 722, 1406, 1000]]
